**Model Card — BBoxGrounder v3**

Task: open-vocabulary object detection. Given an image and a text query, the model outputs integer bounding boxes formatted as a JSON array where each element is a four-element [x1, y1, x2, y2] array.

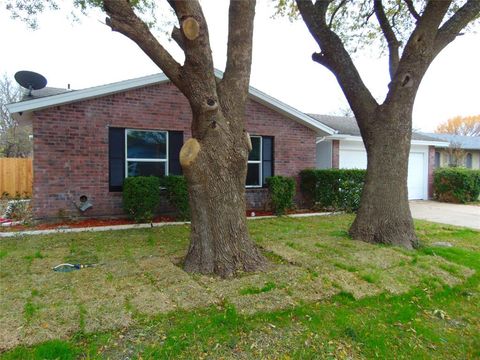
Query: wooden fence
[[0, 158, 33, 198]]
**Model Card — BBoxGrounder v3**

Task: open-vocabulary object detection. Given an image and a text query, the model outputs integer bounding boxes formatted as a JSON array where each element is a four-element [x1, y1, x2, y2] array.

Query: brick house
[[7, 72, 334, 220], [310, 115, 449, 200], [419, 133, 480, 169]]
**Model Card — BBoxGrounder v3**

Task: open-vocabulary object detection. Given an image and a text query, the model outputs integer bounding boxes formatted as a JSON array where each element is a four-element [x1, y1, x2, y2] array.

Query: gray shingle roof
[[20, 87, 71, 101], [420, 133, 480, 150], [308, 114, 444, 142]]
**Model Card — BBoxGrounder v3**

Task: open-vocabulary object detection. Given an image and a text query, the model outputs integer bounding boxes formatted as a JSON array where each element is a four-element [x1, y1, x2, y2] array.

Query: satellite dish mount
[[14, 70, 47, 96]]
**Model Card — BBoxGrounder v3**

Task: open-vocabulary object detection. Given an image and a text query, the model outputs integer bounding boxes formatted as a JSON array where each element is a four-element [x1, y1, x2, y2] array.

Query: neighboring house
[[6, 72, 335, 220], [420, 133, 480, 169], [309, 115, 449, 200]]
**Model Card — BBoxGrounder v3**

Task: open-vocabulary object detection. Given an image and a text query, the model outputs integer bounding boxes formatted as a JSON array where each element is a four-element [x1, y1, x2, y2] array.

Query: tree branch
[[171, 26, 185, 51], [403, 0, 420, 21], [221, 0, 256, 99], [295, 0, 378, 123], [374, 0, 400, 79], [434, 0, 480, 55], [327, 0, 346, 28], [386, 0, 452, 102], [103, 0, 183, 89]]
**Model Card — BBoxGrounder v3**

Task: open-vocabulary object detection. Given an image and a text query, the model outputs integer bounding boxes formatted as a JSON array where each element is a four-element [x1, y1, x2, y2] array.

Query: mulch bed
[[1, 209, 318, 233]]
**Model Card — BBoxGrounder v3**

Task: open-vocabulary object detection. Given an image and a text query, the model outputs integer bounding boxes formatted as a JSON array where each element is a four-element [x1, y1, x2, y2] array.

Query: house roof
[[309, 114, 449, 146], [420, 133, 480, 150], [6, 71, 336, 135], [20, 87, 71, 101]]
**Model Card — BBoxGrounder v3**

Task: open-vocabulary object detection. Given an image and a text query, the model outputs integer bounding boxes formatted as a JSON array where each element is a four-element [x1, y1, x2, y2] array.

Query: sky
[[1, 1, 479, 132]]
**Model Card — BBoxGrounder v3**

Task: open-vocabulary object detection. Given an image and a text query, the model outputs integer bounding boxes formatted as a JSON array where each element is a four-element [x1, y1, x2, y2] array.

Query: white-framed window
[[435, 151, 441, 168], [247, 136, 262, 187], [466, 153, 473, 169], [125, 129, 169, 178]]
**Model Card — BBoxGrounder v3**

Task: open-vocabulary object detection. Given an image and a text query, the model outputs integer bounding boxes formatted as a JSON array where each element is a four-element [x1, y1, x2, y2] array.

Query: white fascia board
[[6, 73, 170, 114], [247, 87, 336, 135], [325, 134, 449, 147]]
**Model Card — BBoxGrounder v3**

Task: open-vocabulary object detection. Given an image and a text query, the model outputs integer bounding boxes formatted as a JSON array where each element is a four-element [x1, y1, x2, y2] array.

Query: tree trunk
[[349, 106, 419, 249], [181, 109, 267, 277]]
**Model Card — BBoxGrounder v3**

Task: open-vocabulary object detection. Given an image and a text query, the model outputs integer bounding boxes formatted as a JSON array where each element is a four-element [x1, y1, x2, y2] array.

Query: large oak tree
[[279, 0, 480, 248], [7, 0, 267, 277]]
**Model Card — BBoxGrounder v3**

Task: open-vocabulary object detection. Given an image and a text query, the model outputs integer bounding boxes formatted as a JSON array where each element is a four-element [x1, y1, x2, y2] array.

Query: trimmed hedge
[[123, 176, 161, 222], [266, 176, 296, 215], [434, 168, 480, 203], [300, 169, 366, 212], [160, 175, 190, 220]]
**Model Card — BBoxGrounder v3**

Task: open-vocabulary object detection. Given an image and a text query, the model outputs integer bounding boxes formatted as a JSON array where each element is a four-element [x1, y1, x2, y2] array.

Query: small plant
[[123, 176, 161, 223], [161, 175, 190, 220], [266, 176, 296, 215]]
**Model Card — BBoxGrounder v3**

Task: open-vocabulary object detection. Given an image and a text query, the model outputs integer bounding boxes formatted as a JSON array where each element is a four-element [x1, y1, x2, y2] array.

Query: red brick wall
[[332, 140, 340, 168], [32, 82, 317, 219]]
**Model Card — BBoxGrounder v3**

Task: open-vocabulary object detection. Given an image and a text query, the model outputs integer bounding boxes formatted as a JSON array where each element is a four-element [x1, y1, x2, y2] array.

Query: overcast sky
[[1, 1, 479, 132]]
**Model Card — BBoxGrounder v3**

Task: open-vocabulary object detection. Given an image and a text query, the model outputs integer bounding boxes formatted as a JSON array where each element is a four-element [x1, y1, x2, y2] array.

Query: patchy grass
[[0, 215, 479, 359]]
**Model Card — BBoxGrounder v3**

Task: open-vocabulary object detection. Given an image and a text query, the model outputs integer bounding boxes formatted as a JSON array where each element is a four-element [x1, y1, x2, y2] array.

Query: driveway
[[410, 200, 480, 230]]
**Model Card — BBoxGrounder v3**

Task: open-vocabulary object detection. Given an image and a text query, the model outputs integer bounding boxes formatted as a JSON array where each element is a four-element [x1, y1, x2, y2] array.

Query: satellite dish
[[14, 70, 47, 96]]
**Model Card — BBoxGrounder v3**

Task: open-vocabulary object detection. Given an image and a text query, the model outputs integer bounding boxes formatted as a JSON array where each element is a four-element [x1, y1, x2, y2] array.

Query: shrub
[[161, 175, 190, 220], [434, 168, 480, 203], [123, 176, 160, 222], [266, 176, 296, 215], [299, 169, 366, 212]]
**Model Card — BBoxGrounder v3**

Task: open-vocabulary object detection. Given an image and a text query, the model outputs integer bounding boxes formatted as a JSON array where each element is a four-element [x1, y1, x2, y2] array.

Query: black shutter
[[109, 128, 125, 192], [262, 136, 274, 186], [168, 131, 184, 175]]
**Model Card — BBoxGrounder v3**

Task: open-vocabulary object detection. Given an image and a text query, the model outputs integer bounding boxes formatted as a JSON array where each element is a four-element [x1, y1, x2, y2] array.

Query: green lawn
[[0, 215, 479, 359]]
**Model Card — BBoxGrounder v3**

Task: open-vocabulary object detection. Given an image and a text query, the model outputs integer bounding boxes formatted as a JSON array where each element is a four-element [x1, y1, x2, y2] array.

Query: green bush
[[161, 175, 190, 220], [266, 176, 296, 215], [434, 168, 480, 203], [299, 169, 366, 212], [123, 176, 160, 222]]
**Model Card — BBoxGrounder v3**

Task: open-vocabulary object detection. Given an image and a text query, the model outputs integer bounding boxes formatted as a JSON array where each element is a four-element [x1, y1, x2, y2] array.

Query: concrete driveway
[[410, 200, 480, 230]]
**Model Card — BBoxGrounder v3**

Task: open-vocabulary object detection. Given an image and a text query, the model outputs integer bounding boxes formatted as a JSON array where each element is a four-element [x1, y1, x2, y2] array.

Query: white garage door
[[339, 149, 425, 200], [407, 152, 425, 200]]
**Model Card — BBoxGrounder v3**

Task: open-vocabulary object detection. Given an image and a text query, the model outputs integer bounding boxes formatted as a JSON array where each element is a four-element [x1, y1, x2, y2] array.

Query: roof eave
[[6, 73, 170, 115], [324, 134, 449, 147], [6, 69, 337, 136]]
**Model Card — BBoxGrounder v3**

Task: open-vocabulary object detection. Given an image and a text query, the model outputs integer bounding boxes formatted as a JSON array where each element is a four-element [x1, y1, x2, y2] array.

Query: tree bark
[[182, 111, 266, 276], [103, 0, 267, 277], [349, 106, 419, 249]]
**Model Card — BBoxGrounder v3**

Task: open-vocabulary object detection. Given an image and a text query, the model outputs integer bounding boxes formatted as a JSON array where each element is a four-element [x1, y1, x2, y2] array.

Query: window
[[466, 153, 473, 169], [246, 135, 274, 187], [108, 128, 183, 191], [247, 136, 262, 187], [434, 151, 440, 168], [126, 129, 168, 178]]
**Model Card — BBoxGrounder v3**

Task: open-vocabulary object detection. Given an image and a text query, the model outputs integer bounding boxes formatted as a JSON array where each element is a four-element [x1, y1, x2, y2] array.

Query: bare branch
[[171, 26, 185, 51], [403, 0, 420, 21], [374, 0, 400, 79], [295, 0, 378, 123], [386, 0, 452, 102], [327, 0, 347, 28], [103, 0, 183, 89], [221, 0, 256, 99], [434, 0, 480, 55]]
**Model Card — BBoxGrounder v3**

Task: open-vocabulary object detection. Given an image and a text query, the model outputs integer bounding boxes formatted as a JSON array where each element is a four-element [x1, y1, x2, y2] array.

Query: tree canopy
[[435, 115, 480, 136]]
